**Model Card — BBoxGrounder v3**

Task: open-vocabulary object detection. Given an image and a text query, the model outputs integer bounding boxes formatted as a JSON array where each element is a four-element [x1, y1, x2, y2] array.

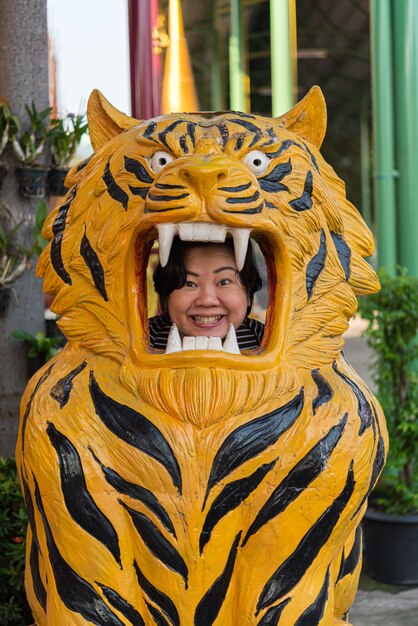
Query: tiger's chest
[[20, 352, 382, 625]]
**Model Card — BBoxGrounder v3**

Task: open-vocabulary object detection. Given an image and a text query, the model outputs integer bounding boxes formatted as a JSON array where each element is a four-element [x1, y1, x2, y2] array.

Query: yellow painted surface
[[17, 87, 387, 625]]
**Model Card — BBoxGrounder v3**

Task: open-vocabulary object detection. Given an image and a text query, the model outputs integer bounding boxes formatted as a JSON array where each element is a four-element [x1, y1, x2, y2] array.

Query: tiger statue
[[17, 86, 387, 626]]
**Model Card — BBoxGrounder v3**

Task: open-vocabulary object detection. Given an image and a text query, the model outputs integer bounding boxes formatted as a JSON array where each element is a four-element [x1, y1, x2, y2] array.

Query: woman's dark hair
[[153, 237, 262, 316]]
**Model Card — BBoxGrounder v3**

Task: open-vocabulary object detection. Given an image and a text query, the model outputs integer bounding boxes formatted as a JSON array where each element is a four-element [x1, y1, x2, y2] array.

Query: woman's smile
[[167, 245, 249, 339]]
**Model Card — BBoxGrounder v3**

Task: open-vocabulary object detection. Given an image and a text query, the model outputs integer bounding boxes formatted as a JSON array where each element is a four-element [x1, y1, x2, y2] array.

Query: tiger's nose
[[180, 160, 228, 194]]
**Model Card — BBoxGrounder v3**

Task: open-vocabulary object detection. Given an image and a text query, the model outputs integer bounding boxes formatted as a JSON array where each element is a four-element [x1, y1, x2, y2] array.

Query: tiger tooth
[[182, 336, 196, 350], [178, 222, 228, 242], [223, 324, 240, 354], [195, 336, 209, 350], [230, 228, 251, 271], [157, 223, 178, 267], [208, 336, 223, 350], [165, 324, 182, 353], [179, 223, 194, 241]]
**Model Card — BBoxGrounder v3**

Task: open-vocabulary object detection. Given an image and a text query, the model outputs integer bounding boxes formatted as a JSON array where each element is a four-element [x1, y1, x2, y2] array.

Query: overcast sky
[[47, 0, 131, 117]]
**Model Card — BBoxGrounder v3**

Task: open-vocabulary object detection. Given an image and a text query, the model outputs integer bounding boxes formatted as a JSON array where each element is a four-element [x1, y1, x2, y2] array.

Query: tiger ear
[[274, 86, 327, 149], [87, 89, 141, 151]]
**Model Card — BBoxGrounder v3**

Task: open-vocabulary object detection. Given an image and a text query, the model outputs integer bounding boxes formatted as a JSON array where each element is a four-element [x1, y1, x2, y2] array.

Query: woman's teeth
[[192, 315, 222, 323]]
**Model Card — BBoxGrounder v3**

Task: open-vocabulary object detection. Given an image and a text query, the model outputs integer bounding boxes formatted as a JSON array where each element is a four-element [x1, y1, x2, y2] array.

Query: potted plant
[[0, 99, 19, 192], [11, 329, 64, 378], [49, 112, 88, 195], [10, 101, 52, 198], [0, 201, 48, 316], [359, 267, 418, 584], [0, 220, 27, 315]]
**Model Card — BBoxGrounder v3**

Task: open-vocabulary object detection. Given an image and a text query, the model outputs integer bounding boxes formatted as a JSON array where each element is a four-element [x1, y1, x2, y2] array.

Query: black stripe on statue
[[129, 185, 150, 198], [50, 361, 87, 408], [146, 602, 170, 626], [21, 365, 54, 455], [103, 161, 129, 210], [46, 422, 121, 566], [97, 583, 145, 626], [219, 182, 251, 193], [158, 120, 185, 148], [187, 122, 196, 146], [194, 532, 241, 626], [332, 362, 373, 434], [33, 477, 125, 626], [265, 140, 301, 158], [331, 232, 351, 280], [311, 369, 334, 415], [289, 171, 313, 212], [235, 136, 244, 151], [228, 119, 262, 148], [224, 204, 263, 215], [294, 568, 330, 626], [143, 121, 157, 140], [155, 183, 186, 190], [148, 192, 189, 202], [30, 534, 47, 611], [50, 186, 77, 284], [200, 460, 276, 553], [204, 389, 304, 505], [216, 123, 229, 147], [230, 111, 256, 119], [337, 526, 362, 581], [77, 156, 92, 171], [303, 143, 320, 173], [90, 448, 176, 538], [243, 414, 348, 547], [89, 372, 182, 493], [306, 229, 327, 300], [256, 463, 355, 613], [121, 503, 188, 586], [179, 135, 189, 154], [259, 160, 292, 193], [226, 191, 260, 204], [80, 230, 108, 301], [124, 156, 154, 184], [258, 598, 291, 626], [23, 475, 47, 610], [134, 561, 180, 626], [352, 435, 385, 519]]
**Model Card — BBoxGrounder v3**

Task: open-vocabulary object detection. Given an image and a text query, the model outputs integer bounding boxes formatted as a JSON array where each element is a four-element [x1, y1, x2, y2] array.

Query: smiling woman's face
[[167, 244, 249, 339]]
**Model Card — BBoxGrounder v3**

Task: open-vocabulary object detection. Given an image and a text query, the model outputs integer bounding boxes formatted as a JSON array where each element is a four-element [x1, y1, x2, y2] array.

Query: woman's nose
[[194, 285, 220, 306]]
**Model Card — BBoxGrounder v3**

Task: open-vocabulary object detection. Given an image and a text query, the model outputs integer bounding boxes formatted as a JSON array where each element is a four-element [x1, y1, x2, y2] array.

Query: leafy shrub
[[359, 267, 418, 514], [0, 458, 33, 625]]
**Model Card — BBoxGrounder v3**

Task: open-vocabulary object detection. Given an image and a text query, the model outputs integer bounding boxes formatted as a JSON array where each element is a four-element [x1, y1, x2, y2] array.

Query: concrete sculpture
[[17, 86, 387, 625]]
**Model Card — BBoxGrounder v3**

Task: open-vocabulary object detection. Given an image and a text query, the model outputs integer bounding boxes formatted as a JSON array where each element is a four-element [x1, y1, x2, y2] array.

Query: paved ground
[[350, 587, 418, 625], [344, 331, 418, 625]]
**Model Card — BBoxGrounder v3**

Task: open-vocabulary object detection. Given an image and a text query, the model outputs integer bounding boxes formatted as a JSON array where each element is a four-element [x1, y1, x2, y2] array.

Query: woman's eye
[[218, 278, 231, 286], [242, 150, 270, 175], [185, 281, 196, 288], [150, 151, 174, 173]]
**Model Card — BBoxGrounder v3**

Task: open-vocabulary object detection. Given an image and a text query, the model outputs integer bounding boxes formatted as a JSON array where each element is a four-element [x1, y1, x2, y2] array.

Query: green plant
[[0, 100, 19, 159], [11, 329, 63, 361], [359, 267, 418, 514], [10, 101, 53, 166], [0, 457, 33, 626], [0, 202, 48, 287], [50, 112, 88, 168], [0, 220, 27, 287]]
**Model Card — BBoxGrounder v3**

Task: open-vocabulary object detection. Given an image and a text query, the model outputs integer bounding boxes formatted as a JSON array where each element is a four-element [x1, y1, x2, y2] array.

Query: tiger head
[[38, 87, 378, 424]]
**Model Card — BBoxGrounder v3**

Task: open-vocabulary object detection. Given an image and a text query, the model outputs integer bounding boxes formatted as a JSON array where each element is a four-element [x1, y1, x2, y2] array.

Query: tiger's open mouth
[[134, 218, 289, 367]]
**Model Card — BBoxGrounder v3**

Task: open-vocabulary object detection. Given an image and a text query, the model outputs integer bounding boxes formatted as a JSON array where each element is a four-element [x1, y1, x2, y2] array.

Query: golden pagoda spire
[[161, 0, 200, 113]]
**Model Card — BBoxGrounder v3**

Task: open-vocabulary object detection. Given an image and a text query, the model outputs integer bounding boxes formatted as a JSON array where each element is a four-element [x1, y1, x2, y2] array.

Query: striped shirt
[[149, 315, 264, 350]]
